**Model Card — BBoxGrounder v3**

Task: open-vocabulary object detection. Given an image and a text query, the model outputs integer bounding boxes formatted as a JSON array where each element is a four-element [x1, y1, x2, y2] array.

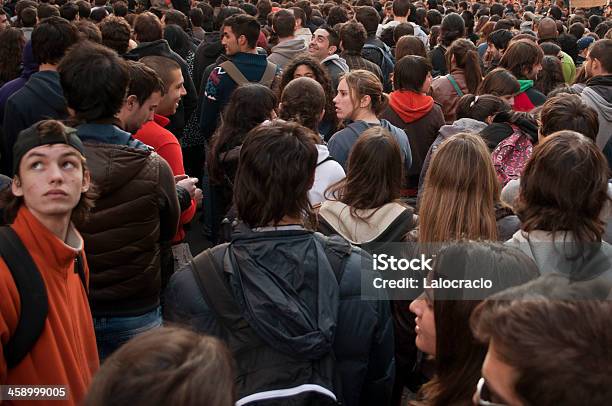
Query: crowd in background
[[0, 0, 611, 405]]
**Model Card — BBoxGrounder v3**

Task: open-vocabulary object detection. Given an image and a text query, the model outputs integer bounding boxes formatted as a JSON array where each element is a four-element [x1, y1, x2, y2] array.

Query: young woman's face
[[293, 64, 316, 80], [333, 78, 356, 121], [500, 94, 515, 107], [409, 290, 436, 356]]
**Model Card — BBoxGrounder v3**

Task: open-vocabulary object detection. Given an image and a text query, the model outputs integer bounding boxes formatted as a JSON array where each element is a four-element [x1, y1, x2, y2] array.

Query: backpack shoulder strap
[[317, 233, 353, 284], [219, 61, 249, 86], [191, 244, 250, 334], [446, 74, 464, 97], [0, 226, 49, 369], [259, 61, 277, 88]]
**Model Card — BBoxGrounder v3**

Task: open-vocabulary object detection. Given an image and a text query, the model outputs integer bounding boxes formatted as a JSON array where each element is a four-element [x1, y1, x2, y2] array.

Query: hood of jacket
[[506, 230, 612, 286], [197, 31, 224, 58], [583, 80, 612, 122], [227, 226, 339, 359], [438, 118, 487, 139], [316, 143, 331, 164], [21, 41, 38, 79], [389, 91, 434, 123], [322, 54, 349, 72], [81, 139, 153, 196], [24, 70, 66, 113], [271, 38, 308, 58], [124, 39, 177, 61], [518, 79, 534, 93], [319, 200, 408, 244]]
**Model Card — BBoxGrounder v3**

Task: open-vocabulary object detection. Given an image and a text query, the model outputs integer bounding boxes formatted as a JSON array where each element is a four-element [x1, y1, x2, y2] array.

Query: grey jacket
[[268, 38, 308, 70]]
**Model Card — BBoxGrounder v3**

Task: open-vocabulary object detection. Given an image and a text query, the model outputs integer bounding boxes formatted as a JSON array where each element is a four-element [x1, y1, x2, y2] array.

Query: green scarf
[[518, 79, 534, 93]]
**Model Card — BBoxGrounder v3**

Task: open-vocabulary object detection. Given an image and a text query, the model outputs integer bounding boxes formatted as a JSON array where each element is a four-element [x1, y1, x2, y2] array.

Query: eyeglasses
[[475, 377, 507, 406]]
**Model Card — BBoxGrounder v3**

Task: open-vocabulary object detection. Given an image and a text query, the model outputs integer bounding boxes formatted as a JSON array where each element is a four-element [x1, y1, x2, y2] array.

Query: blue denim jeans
[[93, 306, 162, 361]]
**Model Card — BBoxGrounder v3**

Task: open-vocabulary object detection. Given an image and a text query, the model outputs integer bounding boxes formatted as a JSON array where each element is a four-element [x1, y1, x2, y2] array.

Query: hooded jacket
[[193, 31, 223, 90], [381, 93, 445, 193], [310, 144, 345, 206], [75, 123, 180, 317], [513, 79, 546, 112], [322, 54, 349, 91], [0, 207, 99, 405], [124, 39, 197, 137], [418, 118, 488, 199], [430, 69, 469, 124], [506, 230, 612, 298], [328, 119, 412, 175], [0, 41, 38, 125], [268, 38, 308, 70], [164, 226, 394, 406], [580, 75, 612, 150], [2, 70, 67, 176]]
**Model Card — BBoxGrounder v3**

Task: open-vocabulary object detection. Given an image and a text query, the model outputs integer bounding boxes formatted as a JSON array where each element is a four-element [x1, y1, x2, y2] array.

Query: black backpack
[[0, 226, 86, 369], [191, 234, 353, 406]]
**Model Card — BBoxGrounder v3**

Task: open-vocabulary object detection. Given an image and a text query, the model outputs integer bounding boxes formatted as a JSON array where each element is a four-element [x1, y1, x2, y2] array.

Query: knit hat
[[12, 120, 85, 175], [577, 36, 595, 52]]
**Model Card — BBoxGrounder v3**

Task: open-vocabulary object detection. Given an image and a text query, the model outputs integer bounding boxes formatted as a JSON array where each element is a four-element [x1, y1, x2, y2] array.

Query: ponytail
[[446, 38, 482, 94], [456, 94, 509, 122]]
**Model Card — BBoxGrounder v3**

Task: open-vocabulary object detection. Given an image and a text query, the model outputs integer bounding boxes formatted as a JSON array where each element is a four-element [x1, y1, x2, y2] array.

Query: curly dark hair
[[0, 28, 25, 86], [278, 55, 338, 134]]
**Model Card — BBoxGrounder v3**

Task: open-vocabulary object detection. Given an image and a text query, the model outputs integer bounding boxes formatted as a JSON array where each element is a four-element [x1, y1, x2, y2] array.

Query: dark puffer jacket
[[164, 226, 394, 406], [76, 124, 180, 317]]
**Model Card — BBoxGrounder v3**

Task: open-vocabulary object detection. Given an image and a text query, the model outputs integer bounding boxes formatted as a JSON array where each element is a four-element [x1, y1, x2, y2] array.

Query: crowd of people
[[0, 0, 611, 405]]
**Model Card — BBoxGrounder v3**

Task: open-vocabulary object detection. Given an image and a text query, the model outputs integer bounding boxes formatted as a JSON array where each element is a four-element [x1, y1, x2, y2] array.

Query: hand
[[194, 188, 203, 208], [176, 177, 198, 199]]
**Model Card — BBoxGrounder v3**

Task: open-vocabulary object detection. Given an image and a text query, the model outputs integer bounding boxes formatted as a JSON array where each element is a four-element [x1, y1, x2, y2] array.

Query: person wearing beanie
[[576, 36, 595, 67], [0, 119, 99, 405]]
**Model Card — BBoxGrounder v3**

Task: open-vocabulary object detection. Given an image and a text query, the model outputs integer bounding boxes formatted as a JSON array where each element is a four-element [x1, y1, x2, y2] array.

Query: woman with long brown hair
[[418, 132, 519, 243], [318, 126, 415, 251], [408, 242, 539, 406], [431, 38, 483, 123]]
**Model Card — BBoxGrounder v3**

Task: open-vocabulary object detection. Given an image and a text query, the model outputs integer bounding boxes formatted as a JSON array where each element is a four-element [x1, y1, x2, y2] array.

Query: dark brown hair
[[534, 55, 564, 96], [272, 9, 295, 38], [499, 39, 544, 80], [125, 61, 165, 105], [539, 95, 599, 141], [278, 55, 338, 132], [327, 126, 403, 220], [395, 35, 428, 60], [0, 28, 25, 85], [99, 15, 131, 55], [134, 11, 163, 43], [233, 120, 318, 228], [445, 38, 482, 94], [84, 327, 235, 406], [456, 94, 509, 122], [471, 275, 612, 406], [419, 242, 539, 406], [393, 55, 431, 93], [279, 77, 326, 133], [1, 120, 96, 225], [477, 68, 520, 97], [516, 131, 610, 243], [339, 20, 367, 53], [588, 39, 612, 73]]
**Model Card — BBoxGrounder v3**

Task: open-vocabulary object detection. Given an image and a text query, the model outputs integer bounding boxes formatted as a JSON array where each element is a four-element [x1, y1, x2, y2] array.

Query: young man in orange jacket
[[0, 120, 99, 405]]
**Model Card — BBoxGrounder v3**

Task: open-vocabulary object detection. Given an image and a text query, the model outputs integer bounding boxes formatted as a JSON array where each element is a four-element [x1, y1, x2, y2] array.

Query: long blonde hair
[[418, 133, 499, 242]]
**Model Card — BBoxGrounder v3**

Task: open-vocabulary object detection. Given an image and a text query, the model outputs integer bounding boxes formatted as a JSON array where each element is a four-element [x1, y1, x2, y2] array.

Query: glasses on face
[[475, 377, 507, 406]]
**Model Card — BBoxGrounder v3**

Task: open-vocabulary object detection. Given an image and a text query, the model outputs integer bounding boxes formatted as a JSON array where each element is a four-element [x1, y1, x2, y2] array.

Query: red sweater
[[134, 114, 196, 243]]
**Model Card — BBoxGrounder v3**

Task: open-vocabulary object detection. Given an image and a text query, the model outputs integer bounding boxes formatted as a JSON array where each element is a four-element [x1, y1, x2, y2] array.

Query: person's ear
[[360, 94, 371, 109], [329, 45, 338, 55], [81, 169, 91, 193], [126, 94, 138, 111], [238, 34, 247, 47], [11, 176, 23, 197]]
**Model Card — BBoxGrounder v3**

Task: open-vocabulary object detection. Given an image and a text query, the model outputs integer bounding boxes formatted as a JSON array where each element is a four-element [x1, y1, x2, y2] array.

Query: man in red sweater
[[134, 56, 202, 271]]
